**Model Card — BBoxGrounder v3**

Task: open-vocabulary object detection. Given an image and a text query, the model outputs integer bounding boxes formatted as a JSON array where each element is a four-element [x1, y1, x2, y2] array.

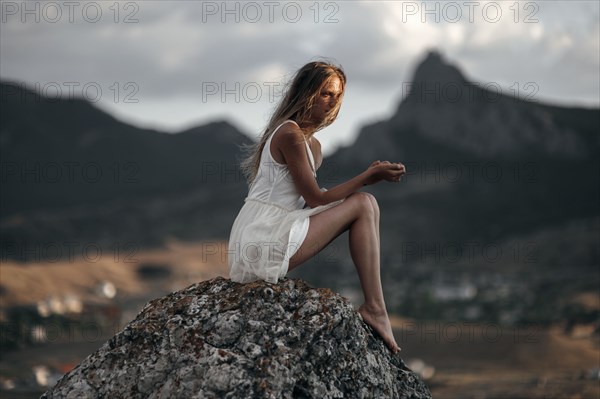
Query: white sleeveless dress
[[228, 119, 346, 284]]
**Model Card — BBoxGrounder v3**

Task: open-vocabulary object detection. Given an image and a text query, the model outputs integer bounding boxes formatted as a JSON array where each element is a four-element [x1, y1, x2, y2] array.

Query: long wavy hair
[[238, 59, 346, 188]]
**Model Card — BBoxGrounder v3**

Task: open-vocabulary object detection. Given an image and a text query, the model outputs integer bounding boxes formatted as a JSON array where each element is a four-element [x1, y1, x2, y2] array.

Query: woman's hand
[[364, 160, 406, 186]]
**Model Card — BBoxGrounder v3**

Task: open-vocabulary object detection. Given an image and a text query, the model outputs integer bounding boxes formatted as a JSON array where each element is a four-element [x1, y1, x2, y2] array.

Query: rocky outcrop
[[41, 276, 432, 398]]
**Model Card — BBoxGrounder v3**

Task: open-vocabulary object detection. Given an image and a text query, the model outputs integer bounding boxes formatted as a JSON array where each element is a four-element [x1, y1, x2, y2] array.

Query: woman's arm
[[317, 170, 373, 205], [278, 126, 402, 207]]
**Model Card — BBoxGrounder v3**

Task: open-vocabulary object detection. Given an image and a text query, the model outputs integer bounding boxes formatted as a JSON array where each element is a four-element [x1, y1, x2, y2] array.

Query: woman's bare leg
[[288, 192, 400, 353], [364, 192, 380, 248], [350, 193, 400, 353]]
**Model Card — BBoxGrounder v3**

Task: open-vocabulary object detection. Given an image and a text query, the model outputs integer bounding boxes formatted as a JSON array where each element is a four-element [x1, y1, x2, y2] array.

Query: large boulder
[[41, 276, 432, 398]]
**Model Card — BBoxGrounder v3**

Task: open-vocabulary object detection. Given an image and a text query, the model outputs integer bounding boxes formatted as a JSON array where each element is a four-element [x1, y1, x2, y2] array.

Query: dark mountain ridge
[[1, 81, 252, 216], [330, 50, 597, 171]]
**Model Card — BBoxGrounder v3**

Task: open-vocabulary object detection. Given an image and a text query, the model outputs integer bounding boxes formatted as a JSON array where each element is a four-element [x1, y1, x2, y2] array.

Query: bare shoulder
[[277, 121, 304, 141]]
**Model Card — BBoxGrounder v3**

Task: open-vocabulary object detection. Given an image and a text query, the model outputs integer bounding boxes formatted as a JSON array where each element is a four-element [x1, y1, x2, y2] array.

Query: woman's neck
[[294, 120, 318, 141]]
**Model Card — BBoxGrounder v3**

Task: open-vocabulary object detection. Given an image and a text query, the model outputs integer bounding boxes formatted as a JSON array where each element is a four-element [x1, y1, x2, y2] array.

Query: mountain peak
[[386, 49, 592, 159], [411, 49, 468, 88], [41, 276, 432, 398]]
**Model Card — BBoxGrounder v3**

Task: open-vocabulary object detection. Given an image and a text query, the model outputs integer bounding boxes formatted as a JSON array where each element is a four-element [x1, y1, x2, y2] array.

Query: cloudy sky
[[1, 1, 598, 155]]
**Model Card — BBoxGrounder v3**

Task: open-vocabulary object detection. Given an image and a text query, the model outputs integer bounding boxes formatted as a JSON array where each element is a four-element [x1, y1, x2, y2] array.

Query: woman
[[228, 59, 406, 353]]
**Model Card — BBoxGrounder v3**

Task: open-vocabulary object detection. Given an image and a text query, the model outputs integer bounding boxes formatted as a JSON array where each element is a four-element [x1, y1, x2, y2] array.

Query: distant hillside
[[0, 81, 252, 216]]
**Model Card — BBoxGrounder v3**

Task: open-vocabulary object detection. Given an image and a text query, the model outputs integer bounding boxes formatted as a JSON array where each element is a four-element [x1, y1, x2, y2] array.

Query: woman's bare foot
[[358, 303, 401, 354]]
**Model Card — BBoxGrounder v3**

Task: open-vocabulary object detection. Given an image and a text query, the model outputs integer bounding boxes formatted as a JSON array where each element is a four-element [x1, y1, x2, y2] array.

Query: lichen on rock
[[41, 276, 432, 398]]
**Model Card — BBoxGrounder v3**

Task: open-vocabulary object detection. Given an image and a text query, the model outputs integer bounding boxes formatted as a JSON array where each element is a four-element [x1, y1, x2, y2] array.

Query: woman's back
[[246, 119, 316, 211]]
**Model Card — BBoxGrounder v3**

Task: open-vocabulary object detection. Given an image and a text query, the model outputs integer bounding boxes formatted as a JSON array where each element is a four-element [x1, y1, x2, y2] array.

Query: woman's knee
[[362, 192, 380, 215], [347, 192, 376, 217]]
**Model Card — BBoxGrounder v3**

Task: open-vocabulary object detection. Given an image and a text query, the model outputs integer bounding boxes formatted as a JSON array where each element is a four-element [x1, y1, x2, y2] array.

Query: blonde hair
[[238, 58, 346, 188]]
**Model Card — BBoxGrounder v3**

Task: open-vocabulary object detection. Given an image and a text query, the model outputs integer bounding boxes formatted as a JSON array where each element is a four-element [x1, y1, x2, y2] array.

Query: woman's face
[[311, 75, 343, 123]]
